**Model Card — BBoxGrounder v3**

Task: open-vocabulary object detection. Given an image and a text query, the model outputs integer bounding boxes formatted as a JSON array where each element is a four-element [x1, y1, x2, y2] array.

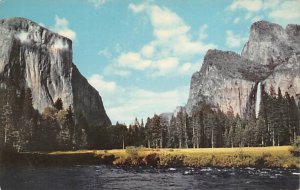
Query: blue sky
[[1, 0, 300, 124]]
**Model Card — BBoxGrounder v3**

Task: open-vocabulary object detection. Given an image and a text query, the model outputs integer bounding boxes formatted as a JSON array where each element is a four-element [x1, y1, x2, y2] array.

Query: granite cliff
[[186, 21, 300, 117], [0, 17, 111, 126]]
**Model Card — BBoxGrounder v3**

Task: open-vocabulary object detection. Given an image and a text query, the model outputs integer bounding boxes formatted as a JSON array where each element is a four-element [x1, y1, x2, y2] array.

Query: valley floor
[[1, 146, 299, 169]]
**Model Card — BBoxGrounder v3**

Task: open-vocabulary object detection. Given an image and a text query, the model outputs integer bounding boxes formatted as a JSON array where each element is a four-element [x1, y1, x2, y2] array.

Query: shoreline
[[1, 146, 299, 169]]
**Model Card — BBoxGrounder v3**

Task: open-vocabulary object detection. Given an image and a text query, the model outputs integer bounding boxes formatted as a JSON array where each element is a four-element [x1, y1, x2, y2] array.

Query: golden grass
[[44, 146, 299, 168], [48, 146, 291, 156], [98, 146, 290, 156]]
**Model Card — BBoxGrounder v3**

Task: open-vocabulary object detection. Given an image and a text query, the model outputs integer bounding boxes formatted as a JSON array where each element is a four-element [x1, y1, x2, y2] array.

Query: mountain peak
[[242, 20, 299, 65], [0, 17, 110, 126], [0, 17, 72, 43], [186, 20, 300, 117]]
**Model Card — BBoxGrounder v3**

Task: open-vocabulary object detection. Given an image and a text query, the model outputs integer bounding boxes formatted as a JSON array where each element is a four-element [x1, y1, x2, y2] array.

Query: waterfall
[[255, 82, 262, 118]]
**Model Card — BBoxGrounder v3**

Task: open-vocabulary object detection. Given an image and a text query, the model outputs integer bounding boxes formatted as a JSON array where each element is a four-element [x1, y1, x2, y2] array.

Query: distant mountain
[[186, 21, 300, 118], [0, 17, 111, 126]]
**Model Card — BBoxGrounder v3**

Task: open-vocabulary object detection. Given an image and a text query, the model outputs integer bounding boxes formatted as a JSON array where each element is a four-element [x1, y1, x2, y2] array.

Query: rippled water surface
[[0, 165, 299, 189]]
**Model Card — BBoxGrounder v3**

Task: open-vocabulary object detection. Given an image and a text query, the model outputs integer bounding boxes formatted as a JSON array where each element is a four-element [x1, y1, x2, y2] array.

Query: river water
[[0, 165, 299, 189]]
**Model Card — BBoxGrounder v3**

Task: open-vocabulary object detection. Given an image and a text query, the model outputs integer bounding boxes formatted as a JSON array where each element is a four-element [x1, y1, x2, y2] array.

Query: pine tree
[[145, 117, 152, 148], [1, 103, 14, 150], [256, 115, 266, 146], [151, 114, 161, 148], [289, 96, 299, 142], [66, 105, 75, 148]]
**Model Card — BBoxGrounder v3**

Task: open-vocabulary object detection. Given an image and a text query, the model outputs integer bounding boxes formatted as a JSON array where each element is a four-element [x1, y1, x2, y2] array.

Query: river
[[0, 165, 299, 189]]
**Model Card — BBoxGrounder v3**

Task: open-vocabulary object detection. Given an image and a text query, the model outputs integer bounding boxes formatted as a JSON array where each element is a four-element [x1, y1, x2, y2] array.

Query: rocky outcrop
[[0, 17, 111, 126], [242, 21, 300, 103], [186, 21, 300, 117], [242, 21, 299, 65]]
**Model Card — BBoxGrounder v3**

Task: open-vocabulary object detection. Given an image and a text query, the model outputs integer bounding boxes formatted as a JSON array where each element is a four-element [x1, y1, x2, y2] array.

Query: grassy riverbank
[[1, 146, 299, 168]]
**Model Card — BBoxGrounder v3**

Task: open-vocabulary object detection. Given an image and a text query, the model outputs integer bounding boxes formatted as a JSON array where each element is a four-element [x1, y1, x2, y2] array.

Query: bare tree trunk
[[289, 125, 292, 144], [147, 139, 150, 148], [197, 130, 199, 148], [192, 123, 195, 148], [272, 129, 275, 146], [179, 139, 182, 149], [160, 133, 163, 148], [122, 139, 125, 150], [4, 128, 7, 144], [211, 130, 214, 148], [184, 122, 188, 148], [277, 131, 280, 146]]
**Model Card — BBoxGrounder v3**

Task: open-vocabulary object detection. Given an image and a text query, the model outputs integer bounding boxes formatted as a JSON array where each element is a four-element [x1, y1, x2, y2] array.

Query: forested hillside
[[85, 85, 299, 150], [0, 82, 107, 151]]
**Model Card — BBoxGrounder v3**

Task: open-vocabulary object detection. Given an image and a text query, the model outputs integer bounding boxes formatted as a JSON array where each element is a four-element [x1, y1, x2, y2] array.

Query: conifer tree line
[[107, 85, 299, 149], [0, 82, 299, 151], [0, 83, 106, 152]]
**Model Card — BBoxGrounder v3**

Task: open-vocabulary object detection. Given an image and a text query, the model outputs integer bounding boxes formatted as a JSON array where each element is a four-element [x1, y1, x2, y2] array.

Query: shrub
[[113, 157, 128, 165], [160, 154, 185, 167], [124, 146, 143, 166], [289, 136, 300, 157], [143, 153, 160, 166], [125, 146, 139, 160], [183, 155, 213, 167]]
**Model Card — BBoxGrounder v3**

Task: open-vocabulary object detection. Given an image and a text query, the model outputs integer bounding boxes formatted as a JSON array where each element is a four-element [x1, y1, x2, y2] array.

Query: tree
[[256, 115, 266, 146], [75, 113, 89, 149], [151, 114, 161, 148], [1, 103, 14, 150], [145, 117, 152, 148], [22, 88, 34, 119], [66, 105, 75, 148], [289, 96, 299, 142]]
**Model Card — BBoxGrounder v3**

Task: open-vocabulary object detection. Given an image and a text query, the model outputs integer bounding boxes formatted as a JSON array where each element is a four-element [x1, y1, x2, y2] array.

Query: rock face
[[186, 21, 300, 117], [242, 21, 300, 103], [0, 17, 111, 126]]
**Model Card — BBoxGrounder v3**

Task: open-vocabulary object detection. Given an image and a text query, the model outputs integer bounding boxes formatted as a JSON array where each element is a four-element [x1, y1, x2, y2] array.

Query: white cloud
[[141, 43, 155, 58], [226, 30, 248, 48], [114, 43, 122, 53], [228, 0, 263, 12], [154, 57, 179, 76], [233, 17, 240, 24], [88, 0, 107, 8], [52, 15, 76, 41], [251, 15, 262, 23], [105, 2, 215, 77], [244, 12, 253, 20], [51, 39, 69, 50], [178, 62, 200, 75], [128, 3, 146, 13], [98, 48, 112, 58], [95, 83, 189, 124], [88, 74, 116, 95], [228, 0, 300, 26], [198, 24, 208, 40], [157, 57, 178, 71], [117, 52, 152, 70], [88, 73, 190, 124], [268, 0, 300, 25]]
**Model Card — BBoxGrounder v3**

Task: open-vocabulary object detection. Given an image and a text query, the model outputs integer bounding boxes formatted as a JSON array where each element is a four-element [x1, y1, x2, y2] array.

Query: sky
[[0, 0, 300, 125]]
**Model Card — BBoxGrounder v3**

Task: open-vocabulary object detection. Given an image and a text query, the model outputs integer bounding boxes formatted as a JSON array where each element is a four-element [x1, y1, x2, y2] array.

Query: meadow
[[46, 146, 299, 168]]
